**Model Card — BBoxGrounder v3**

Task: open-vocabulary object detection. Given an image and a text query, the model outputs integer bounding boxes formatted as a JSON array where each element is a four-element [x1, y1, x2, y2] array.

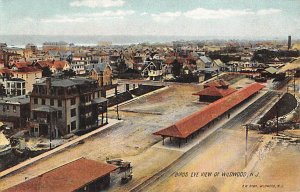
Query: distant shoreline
[[1, 35, 298, 48]]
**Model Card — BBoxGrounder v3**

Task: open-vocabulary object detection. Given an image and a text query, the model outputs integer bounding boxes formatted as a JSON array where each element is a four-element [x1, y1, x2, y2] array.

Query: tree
[[172, 59, 182, 77], [63, 69, 76, 78], [42, 67, 53, 77], [0, 84, 6, 99]]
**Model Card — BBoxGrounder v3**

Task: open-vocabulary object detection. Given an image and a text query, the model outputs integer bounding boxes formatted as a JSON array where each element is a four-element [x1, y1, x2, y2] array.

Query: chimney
[[45, 77, 52, 94]]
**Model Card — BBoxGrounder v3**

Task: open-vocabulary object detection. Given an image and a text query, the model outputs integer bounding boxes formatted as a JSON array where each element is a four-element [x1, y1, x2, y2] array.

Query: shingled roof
[[4, 158, 117, 192], [153, 83, 265, 138]]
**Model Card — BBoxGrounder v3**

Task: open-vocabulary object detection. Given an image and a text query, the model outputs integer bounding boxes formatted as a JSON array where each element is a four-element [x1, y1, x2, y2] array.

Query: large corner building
[[29, 78, 108, 138]]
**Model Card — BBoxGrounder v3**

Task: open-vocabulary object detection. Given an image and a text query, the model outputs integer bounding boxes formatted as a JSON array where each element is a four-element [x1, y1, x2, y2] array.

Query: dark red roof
[[192, 86, 237, 97], [13, 62, 32, 69], [4, 158, 117, 192], [36, 60, 54, 68], [154, 83, 265, 138], [204, 79, 230, 88]]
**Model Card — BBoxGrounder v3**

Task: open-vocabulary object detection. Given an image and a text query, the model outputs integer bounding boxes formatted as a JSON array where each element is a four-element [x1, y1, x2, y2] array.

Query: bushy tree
[[42, 67, 53, 77], [172, 59, 182, 77], [63, 69, 76, 78]]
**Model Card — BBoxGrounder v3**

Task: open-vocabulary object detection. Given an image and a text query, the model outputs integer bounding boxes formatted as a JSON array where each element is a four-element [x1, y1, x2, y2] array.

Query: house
[[29, 78, 108, 137], [70, 63, 85, 75], [164, 57, 176, 75], [70, 53, 91, 75], [142, 60, 164, 81], [24, 43, 38, 60], [110, 50, 122, 63], [197, 56, 212, 69], [10, 67, 42, 94], [213, 59, 228, 71], [50, 60, 70, 74], [90, 63, 113, 88], [98, 51, 110, 63], [4, 158, 117, 192], [1, 78, 26, 96], [45, 50, 61, 61], [193, 79, 236, 102], [34, 60, 53, 70], [0, 95, 30, 129]]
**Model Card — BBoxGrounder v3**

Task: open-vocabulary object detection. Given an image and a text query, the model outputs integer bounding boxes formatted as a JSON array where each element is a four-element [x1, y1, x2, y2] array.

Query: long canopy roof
[[154, 83, 265, 139]]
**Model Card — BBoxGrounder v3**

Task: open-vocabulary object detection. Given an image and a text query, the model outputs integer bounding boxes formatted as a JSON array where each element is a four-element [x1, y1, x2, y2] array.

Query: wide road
[[132, 91, 278, 192]]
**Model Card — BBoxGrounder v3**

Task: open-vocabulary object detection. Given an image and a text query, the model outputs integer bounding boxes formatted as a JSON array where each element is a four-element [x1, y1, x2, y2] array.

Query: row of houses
[[0, 60, 113, 96]]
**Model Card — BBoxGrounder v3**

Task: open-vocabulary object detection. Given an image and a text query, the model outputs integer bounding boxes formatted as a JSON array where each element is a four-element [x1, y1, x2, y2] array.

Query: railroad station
[[153, 83, 265, 147]]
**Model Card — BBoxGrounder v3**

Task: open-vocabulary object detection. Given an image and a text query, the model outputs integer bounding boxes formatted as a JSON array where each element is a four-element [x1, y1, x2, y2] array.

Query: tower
[[288, 35, 291, 50]]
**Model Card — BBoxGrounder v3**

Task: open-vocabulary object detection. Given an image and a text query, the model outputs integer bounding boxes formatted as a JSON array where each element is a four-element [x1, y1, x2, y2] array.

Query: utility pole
[[245, 124, 248, 167], [116, 91, 121, 120], [276, 105, 279, 136], [294, 73, 296, 96], [276, 94, 280, 136], [49, 112, 52, 149]]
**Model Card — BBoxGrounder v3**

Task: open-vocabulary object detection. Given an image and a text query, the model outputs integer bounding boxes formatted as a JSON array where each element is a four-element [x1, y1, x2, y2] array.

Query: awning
[[92, 97, 108, 104], [32, 106, 58, 113]]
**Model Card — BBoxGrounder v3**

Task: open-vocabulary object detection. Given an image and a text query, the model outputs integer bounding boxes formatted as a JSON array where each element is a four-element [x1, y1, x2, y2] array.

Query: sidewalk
[[0, 119, 121, 179], [109, 86, 170, 109]]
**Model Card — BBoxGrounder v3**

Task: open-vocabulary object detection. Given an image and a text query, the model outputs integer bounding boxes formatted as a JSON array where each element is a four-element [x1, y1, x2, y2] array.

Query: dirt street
[[0, 84, 204, 191]]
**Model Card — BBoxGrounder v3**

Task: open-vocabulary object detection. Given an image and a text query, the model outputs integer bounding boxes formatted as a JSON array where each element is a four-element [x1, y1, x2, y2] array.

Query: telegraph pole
[[294, 72, 296, 96], [49, 112, 52, 149], [245, 124, 248, 167], [276, 105, 279, 136], [116, 91, 121, 120], [276, 94, 280, 136]]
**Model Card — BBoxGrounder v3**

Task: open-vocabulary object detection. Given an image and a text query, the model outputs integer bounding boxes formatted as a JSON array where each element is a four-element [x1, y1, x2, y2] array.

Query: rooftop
[[35, 78, 96, 88], [192, 86, 236, 97], [0, 96, 30, 105], [154, 83, 265, 139], [4, 158, 117, 192], [204, 79, 230, 88]]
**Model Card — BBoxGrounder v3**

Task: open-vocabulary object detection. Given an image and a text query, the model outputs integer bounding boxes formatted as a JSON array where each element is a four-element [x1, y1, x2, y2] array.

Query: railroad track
[[220, 91, 277, 129], [129, 91, 278, 192]]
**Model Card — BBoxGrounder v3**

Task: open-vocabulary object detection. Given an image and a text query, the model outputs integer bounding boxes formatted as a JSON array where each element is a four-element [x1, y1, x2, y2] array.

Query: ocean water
[[0, 35, 288, 48]]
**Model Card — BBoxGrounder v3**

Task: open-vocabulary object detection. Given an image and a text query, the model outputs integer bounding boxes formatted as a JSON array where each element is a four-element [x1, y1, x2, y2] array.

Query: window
[[13, 105, 16, 112], [50, 99, 54, 106], [58, 111, 62, 119], [71, 98, 76, 105], [58, 100, 62, 107], [34, 98, 38, 104], [71, 121, 76, 130], [42, 99, 46, 105], [71, 108, 76, 117]]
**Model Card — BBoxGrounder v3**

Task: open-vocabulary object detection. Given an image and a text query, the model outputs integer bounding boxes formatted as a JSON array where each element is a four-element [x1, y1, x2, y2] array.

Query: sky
[[0, 0, 299, 38]]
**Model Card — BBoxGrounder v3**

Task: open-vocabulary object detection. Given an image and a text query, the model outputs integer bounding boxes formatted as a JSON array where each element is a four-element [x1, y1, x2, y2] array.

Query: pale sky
[[0, 0, 299, 38]]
